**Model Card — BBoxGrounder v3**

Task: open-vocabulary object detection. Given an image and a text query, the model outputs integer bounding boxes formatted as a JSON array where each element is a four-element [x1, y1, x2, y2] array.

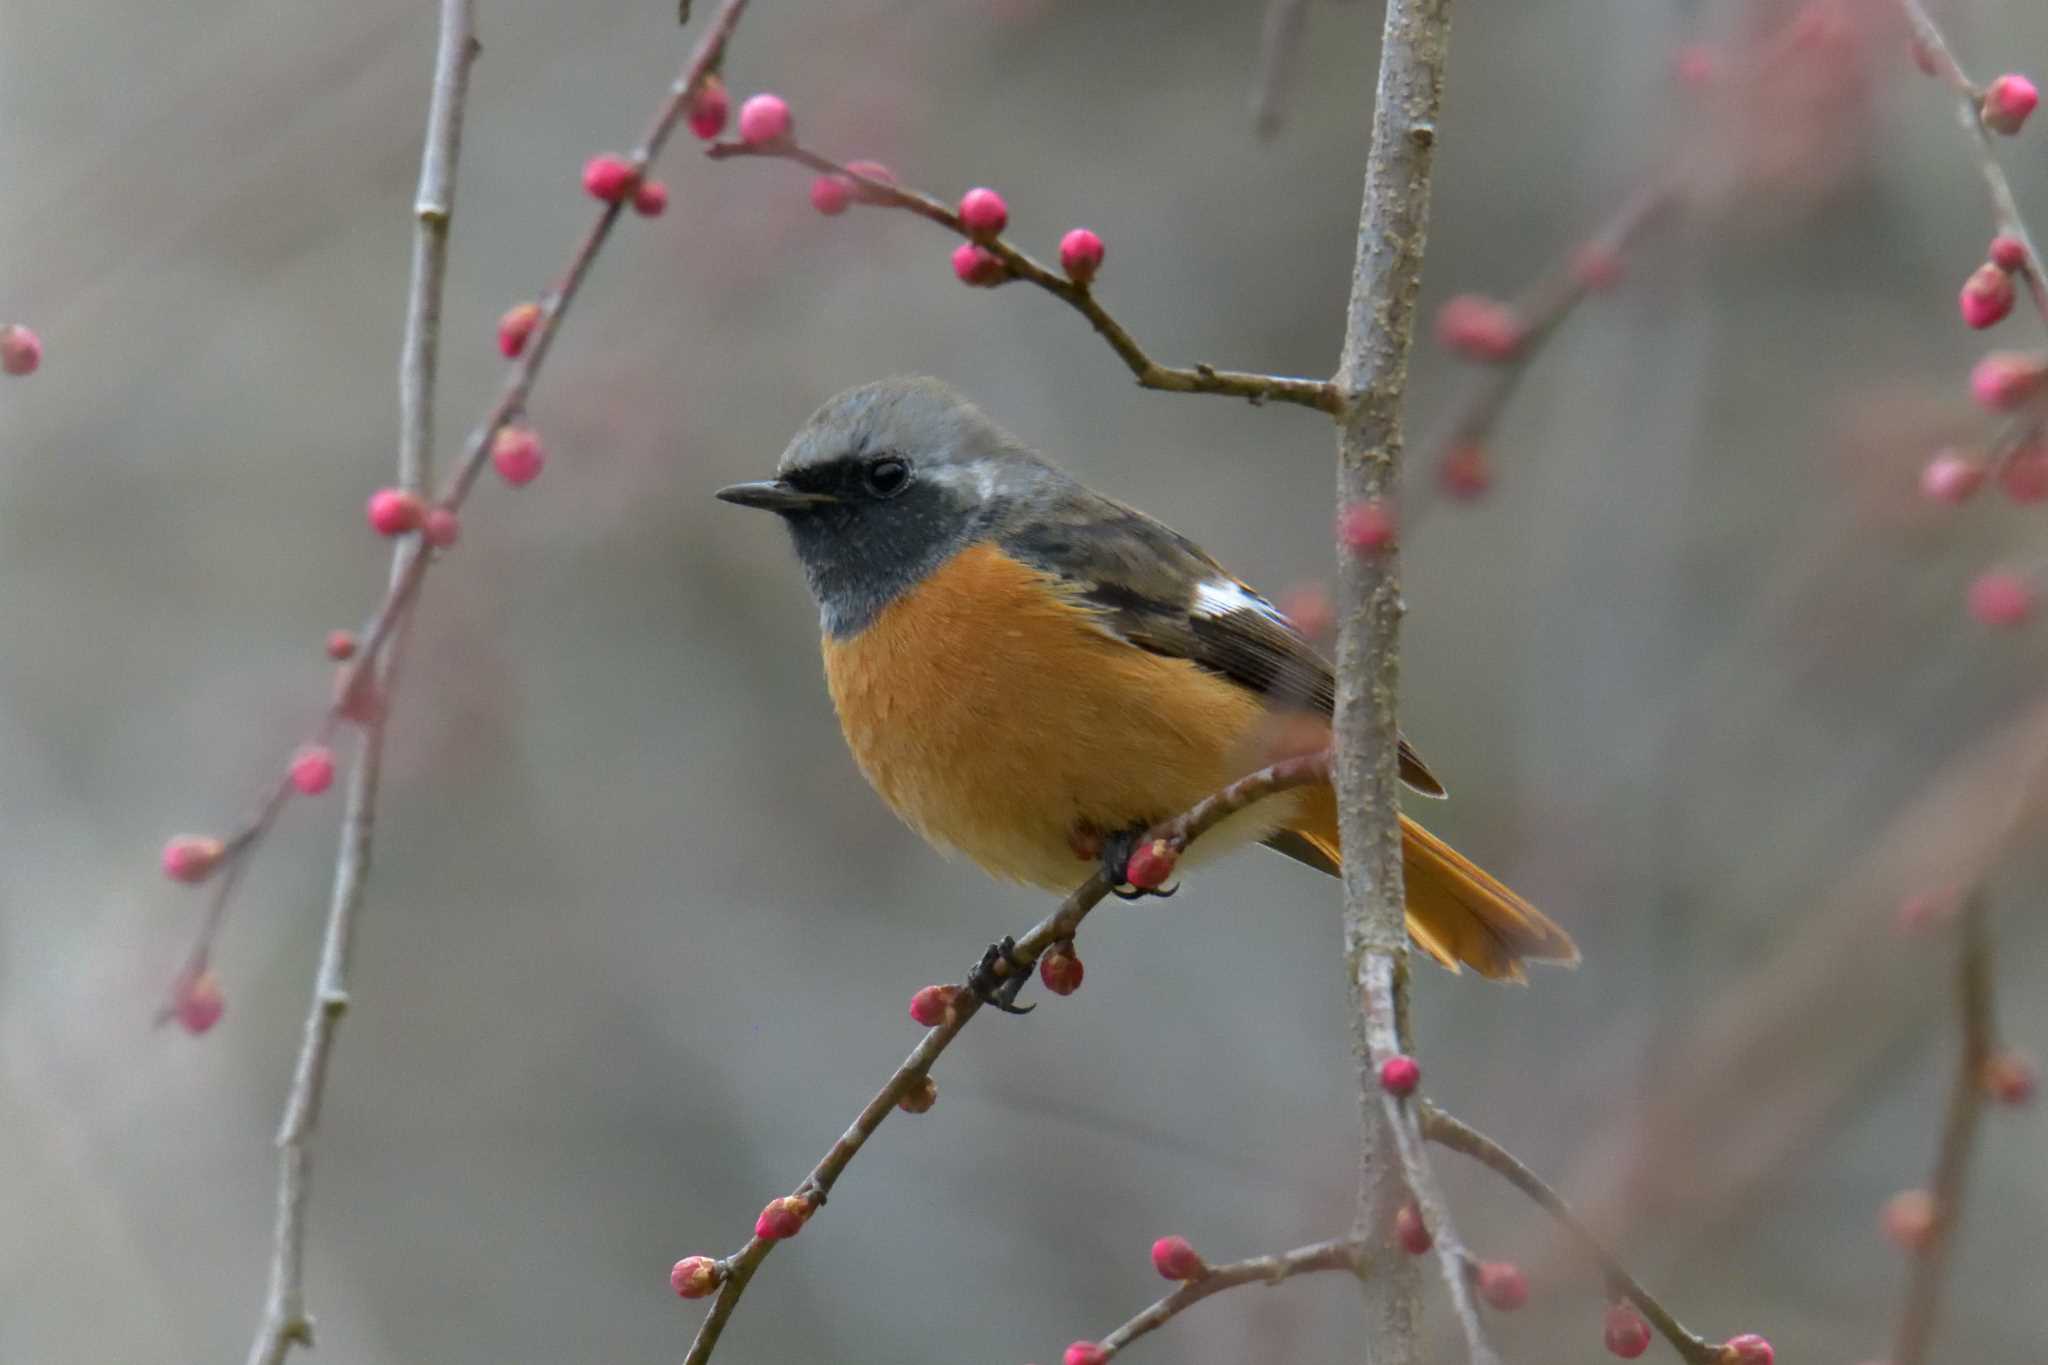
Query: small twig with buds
[[1079, 1236, 1366, 1363], [704, 137, 1341, 412], [671, 752, 1334, 1365]]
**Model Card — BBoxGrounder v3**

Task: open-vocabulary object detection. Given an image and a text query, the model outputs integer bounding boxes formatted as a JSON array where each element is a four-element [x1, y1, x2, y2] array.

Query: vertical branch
[[244, 4, 477, 1362]]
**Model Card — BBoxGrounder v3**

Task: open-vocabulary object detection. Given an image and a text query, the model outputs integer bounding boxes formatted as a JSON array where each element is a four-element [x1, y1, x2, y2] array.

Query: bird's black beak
[[714, 479, 838, 513]]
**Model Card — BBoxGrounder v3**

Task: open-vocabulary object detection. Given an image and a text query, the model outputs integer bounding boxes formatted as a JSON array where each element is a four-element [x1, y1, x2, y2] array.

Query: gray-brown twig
[[1092, 1237, 1366, 1360]]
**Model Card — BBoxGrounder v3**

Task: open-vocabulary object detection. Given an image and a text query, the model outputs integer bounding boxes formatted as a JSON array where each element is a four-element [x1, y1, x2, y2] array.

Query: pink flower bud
[[498, 302, 542, 359], [1063, 1344, 1108, 1365], [582, 154, 637, 204], [491, 426, 546, 487], [1991, 235, 2029, 272], [1124, 838, 1177, 890], [957, 187, 1009, 240], [688, 76, 730, 141], [1981, 74, 2038, 135], [1968, 569, 2035, 627], [632, 180, 670, 217], [1981, 1049, 2037, 1105], [737, 93, 792, 146], [1394, 1202, 1432, 1255], [1970, 351, 2048, 410], [1279, 584, 1334, 639], [754, 1195, 811, 1240], [1571, 243, 1625, 291], [1039, 942, 1084, 996], [1151, 1235, 1207, 1281], [423, 505, 461, 548], [325, 629, 358, 662], [1476, 1260, 1529, 1311], [1379, 1054, 1421, 1097], [1670, 44, 1721, 88], [0, 323, 42, 376], [1961, 263, 2017, 329], [908, 983, 958, 1028], [897, 1075, 938, 1114], [809, 175, 853, 217], [1881, 1188, 1936, 1251], [671, 1255, 723, 1299], [1059, 228, 1105, 284], [844, 160, 897, 203], [1604, 1303, 1652, 1359], [162, 835, 226, 884], [1999, 444, 2048, 502], [367, 488, 426, 536], [1439, 442, 1494, 500], [175, 970, 226, 1035], [1896, 889, 1957, 935], [1910, 37, 1941, 78], [334, 665, 383, 726], [1920, 449, 1986, 503], [290, 745, 337, 796], [1339, 499, 1397, 553], [1719, 1334, 1774, 1365], [951, 242, 1005, 287], [1435, 294, 1524, 362]]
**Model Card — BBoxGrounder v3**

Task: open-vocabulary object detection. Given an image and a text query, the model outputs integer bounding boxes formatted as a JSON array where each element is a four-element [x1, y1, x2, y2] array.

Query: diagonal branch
[[1093, 1237, 1366, 1360]]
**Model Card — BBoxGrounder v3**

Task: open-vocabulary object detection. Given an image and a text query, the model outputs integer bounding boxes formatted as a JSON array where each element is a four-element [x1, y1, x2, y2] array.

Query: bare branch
[[1250, 0, 1313, 140], [1094, 1238, 1366, 1360]]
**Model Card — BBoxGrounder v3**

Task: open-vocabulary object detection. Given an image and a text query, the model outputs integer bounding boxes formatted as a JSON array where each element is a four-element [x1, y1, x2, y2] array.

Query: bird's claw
[[968, 936, 1036, 1015]]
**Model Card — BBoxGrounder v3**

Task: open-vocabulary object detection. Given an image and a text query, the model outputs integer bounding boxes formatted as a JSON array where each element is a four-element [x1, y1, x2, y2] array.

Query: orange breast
[[821, 542, 1298, 890]]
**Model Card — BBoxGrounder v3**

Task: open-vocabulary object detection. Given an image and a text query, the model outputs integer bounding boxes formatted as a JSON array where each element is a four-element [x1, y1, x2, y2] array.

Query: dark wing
[[999, 487, 1446, 798]]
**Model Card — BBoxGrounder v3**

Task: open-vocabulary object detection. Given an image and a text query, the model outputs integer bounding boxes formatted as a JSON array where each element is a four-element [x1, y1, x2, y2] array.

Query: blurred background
[[3, 0, 2045, 1360]]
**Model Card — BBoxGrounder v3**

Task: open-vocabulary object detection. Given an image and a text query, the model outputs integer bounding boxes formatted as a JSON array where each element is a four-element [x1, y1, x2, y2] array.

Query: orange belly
[[821, 542, 1303, 890]]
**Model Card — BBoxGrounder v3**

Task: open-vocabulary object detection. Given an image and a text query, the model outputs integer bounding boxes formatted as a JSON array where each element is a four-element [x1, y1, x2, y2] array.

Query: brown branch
[[677, 752, 1334, 1365], [1890, 893, 1995, 1365], [705, 140, 1342, 413], [1420, 1105, 1721, 1365], [1091, 1237, 1366, 1360]]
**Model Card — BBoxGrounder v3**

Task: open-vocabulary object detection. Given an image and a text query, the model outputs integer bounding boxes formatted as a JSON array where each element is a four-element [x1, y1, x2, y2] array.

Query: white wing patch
[[1193, 578, 1288, 627]]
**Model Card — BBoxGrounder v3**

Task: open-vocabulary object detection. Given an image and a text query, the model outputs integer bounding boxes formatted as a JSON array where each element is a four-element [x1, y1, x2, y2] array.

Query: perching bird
[[717, 377, 1576, 983]]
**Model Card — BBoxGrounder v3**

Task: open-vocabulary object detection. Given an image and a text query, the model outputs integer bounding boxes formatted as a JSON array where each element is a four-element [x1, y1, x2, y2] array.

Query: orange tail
[[1277, 788, 1578, 982]]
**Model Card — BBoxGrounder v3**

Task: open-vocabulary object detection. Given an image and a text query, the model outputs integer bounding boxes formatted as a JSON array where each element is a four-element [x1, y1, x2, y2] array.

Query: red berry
[[897, 1075, 938, 1114], [1151, 1235, 1206, 1281], [1982, 74, 2039, 135], [175, 970, 226, 1035], [1124, 838, 1177, 890], [1971, 351, 2048, 411], [688, 75, 730, 140], [497, 301, 542, 359], [1063, 1343, 1108, 1365], [957, 187, 1009, 240], [754, 1195, 811, 1240], [1920, 449, 1986, 503], [582, 154, 637, 204], [908, 983, 958, 1028], [1719, 1333, 1774, 1365], [1059, 228, 1105, 284], [844, 160, 897, 203], [1991, 235, 2029, 272], [1982, 1049, 2038, 1104], [423, 505, 461, 548], [1378, 1054, 1421, 1097], [289, 745, 337, 796], [1039, 943, 1084, 996], [325, 629, 358, 662], [0, 323, 42, 376], [632, 180, 670, 217], [1435, 294, 1523, 362], [1604, 1303, 1652, 1359], [161, 834, 226, 885], [1961, 263, 2017, 329], [737, 93, 792, 145], [809, 175, 853, 216], [1439, 442, 1493, 500], [670, 1255, 723, 1299], [491, 426, 546, 487], [951, 242, 1005, 287], [366, 488, 426, 536], [1968, 569, 2034, 628], [1394, 1202, 1432, 1255], [1475, 1261, 1528, 1311], [1339, 499, 1397, 552]]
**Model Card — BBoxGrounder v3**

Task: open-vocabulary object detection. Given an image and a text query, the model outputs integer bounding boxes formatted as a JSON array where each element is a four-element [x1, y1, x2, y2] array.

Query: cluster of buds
[[1959, 234, 2033, 331]]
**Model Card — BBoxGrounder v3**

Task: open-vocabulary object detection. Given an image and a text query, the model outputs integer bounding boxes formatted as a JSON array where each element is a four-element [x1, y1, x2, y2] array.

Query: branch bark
[[1094, 1238, 1366, 1360]]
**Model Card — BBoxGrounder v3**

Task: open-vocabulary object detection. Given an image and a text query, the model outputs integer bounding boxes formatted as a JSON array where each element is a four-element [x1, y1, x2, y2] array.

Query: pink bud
[[1671, 44, 1721, 88], [897, 1075, 938, 1114], [491, 426, 546, 487], [1896, 889, 1957, 935], [1059, 228, 1106, 284], [1124, 838, 1177, 890], [951, 242, 1006, 287], [325, 629, 358, 662], [290, 745, 337, 796], [1920, 449, 1986, 503], [1981, 74, 2038, 135], [737, 93, 793, 146], [175, 970, 226, 1035], [1881, 1188, 1937, 1251], [754, 1195, 811, 1240], [844, 160, 897, 204], [366, 488, 426, 536], [1394, 1202, 1432, 1255], [1379, 1053, 1421, 1097], [908, 983, 958, 1028], [423, 505, 461, 548], [1604, 1303, 1653, 1359], [1063, 1344, 1108, 1365], [162, 835, 226, 884], [1719, 1334, 1774, 1365], [1982, 1049, 2037, 1105], [1960, 263, 2017, 329], [957, 187, 1009, 241], [1476, 1261, 1529, 1311], [1970, 351, 2048, 410], [0, 323, 42, 376], [498, 302, 542, 359], [1339, 499, 1397, 552], [1039, 942, 1084, 996], [1151, 1235, 1207, 1281], [1278, 584, 1334, 639], [333, 665, 383, 726], [632, 180, 670, 217], [809, 175, 853, 217], [1435, 295, 1524, 362], [1910, 37, 1941, 78], [689, 76, 730, 141], [1991, 235, 2029, 272], [1999, 445, 2048, 502], [1968, 569, 2035, 627], [670, 1255, 723, 1299], [1571, 243, 1625, 292], [582, 154, 637, 204], [1439, 442, 1494, 500]]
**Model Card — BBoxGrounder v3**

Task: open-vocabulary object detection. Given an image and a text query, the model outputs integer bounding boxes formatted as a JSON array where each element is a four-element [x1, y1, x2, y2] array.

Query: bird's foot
[[1101, 827, 1180, 901], [967, 935, 1036, 1015]]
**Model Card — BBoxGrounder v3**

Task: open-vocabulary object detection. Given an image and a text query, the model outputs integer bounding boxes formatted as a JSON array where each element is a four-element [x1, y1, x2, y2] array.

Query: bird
[[717, 377, 1577, 987]]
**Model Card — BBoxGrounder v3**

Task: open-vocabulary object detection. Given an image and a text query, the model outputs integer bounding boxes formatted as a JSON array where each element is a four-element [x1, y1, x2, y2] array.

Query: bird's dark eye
[[863, 455, 911, 498]]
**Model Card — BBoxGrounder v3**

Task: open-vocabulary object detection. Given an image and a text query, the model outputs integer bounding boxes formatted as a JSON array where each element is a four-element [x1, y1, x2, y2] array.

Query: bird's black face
[[717, 377, 1048, 637]]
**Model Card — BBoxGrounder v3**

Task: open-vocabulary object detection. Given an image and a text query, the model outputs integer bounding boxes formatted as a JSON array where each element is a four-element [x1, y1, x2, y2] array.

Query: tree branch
[[1093, 1237, 1366, 1360]]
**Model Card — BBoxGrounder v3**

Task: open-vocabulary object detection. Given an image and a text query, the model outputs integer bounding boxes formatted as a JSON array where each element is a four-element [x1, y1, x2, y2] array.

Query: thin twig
[[678, 753, 1334, 1365], [243, 5, 476, 1362], [1890, 893, 1995, 1365], [705, 140, 1342, 412], [1251, 0, 1314, 139], [1092, 1237, 1366, 1360], [1420, 1105, 1722, 1365]]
